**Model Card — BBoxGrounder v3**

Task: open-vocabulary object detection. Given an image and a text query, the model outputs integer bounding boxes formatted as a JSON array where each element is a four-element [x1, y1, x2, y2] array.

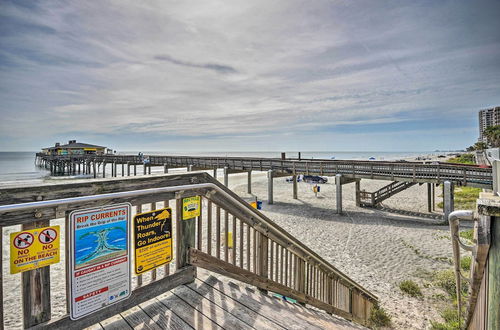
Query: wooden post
[[213, 168, 217, 178], [443, 181, 454, 224], [267, 170, 274, 205], [92, 161, 96, 178], [355, 179, 361, 207], [488, 216, 500, 329], [121, 163, 124, 177], [293, 174, 298, 199], [0, 226, 3, 330], [427, 183, 432, 213], [336, 174, 342, 214], [176, 196, 196, 272], [148, 164, 151, 175], [164, 164, 168, 174], [126, 162, 130, 176], [134, 164, 137, 176], [247, 170, 252, 194], [22, 220, 51, 328], [143, 164, 147, 175], [223, 167, 229, 187], [102, 162, 106, 178], [256, 232, 269, 278], [432, 184, 436, 211], [114, 162, 117, 177]]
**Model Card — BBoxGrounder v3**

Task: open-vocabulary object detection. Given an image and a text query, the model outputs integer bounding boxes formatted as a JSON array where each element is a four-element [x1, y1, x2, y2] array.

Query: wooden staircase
[[359, 181, 417, 207]]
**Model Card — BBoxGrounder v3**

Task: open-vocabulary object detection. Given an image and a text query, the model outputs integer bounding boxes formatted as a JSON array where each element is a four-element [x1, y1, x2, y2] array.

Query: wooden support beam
[[293, 175, 298, 200], [355, 180, 361, 207], [443, 181, 454, 224], [268, 170, 274, 205], [336, 174, 342, 214], [223, 167, 229, 187], [247, 170, 252, 194], [427, 183, 432, 213]]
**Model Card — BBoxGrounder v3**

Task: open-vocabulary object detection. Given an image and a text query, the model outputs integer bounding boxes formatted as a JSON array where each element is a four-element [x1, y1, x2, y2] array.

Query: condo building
[[479, 106, 500, 142]]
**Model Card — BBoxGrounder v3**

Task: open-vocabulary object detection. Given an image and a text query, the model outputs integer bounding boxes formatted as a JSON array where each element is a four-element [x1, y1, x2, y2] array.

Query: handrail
[[0, 180, 376, 301]]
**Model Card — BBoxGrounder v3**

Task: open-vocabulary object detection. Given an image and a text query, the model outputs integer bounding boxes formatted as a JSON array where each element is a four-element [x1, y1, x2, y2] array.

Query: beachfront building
[[478, 106, 500, 142], [41, 140, 107, 155]]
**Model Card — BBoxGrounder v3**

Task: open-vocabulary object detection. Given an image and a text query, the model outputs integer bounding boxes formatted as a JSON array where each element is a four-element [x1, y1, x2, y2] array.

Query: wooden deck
[[88, 269, 366, 330]]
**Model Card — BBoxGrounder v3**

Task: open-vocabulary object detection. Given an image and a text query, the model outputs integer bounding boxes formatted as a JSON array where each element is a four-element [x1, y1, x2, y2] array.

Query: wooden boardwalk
[[89, 269, 366, 330], [35, 153, 492, 188]]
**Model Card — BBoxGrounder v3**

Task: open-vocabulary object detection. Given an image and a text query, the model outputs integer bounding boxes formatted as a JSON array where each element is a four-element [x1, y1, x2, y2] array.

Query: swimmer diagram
[[78, 227, 126, 263]]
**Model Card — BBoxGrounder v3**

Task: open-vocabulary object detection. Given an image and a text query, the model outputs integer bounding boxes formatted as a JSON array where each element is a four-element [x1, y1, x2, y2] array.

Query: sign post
[[134, 207, 173, 274], [176, 196, 199, 269], [68, 203, 132, 320]]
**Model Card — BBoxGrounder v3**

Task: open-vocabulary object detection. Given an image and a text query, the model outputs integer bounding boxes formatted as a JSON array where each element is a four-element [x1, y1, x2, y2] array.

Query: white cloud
[[0, 0, 499, 150]]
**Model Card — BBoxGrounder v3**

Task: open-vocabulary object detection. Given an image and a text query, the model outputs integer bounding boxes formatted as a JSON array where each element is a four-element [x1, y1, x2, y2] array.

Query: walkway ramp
[[0, 172, 377, 329], [359, 181, 417, 207], [92, 269, 366, 330]]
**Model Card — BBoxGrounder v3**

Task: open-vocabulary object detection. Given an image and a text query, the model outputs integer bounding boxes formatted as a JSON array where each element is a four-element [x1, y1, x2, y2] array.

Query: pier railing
[[35, 153, 492, 188], [0, 172, 377, 329]]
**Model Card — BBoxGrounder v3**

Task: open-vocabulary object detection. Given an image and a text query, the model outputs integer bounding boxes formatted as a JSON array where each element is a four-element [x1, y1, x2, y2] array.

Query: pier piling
[[268, 170, 274, 204], [293, 175, 298, 199], [336, 174, 342, 214], [443, 181, 454, 224], [223, 167, 229, 187], [247, 171, 252, 194]]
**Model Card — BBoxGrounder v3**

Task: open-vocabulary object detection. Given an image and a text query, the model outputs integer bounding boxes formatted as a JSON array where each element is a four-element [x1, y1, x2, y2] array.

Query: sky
[[0, 0, 499, 152]]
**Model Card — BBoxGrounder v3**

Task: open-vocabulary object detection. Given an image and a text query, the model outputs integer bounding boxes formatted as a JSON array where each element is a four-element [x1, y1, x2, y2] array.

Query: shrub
[[430, 308, 460, 329], [460, 256, 471, 272], [368, 304, 391, 329], [399, 280, 423, 297], [459, 229, 473, 241], [433, 269, 457, 296]]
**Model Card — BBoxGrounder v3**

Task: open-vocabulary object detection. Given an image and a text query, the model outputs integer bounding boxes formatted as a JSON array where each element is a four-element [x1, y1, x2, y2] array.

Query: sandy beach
[[1, 162, 459, 329]]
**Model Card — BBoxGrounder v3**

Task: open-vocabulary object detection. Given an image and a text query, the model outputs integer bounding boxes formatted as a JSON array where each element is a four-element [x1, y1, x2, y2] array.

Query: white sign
[[69, 203, 132, 320]]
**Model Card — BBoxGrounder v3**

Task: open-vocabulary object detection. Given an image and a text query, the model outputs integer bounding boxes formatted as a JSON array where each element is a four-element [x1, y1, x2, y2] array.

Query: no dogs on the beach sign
[[10, 226, 60, 274]]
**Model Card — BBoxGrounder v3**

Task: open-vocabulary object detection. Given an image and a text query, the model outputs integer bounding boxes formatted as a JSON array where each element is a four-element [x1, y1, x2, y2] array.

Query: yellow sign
[[10, 226, 60, 274], [182, 196, 201, 220], [134, 208, 172, 274]]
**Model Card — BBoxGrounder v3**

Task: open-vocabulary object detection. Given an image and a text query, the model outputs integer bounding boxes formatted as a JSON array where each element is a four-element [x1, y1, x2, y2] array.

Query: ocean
[[0, 151, 442, 187]]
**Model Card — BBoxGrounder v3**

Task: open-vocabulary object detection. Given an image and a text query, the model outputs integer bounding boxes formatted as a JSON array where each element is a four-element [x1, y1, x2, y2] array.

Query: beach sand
[[2, 168, 457, 329]]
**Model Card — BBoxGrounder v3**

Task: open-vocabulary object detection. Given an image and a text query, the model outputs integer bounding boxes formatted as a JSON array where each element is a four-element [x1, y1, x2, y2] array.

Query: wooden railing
[[0, 172, 377, 329], [35, 153, 493, 188], [359, 181, 417, 206]]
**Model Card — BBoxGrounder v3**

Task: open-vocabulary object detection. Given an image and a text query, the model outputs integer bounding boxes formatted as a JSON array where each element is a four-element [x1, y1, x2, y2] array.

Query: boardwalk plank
[[120, 305, 162, 330], [139, 299, 192, 330], [156, 290, 223, 330], [187, 279, 285, 330], [99, 314, 132, 330], [172, 285, 253, 330]]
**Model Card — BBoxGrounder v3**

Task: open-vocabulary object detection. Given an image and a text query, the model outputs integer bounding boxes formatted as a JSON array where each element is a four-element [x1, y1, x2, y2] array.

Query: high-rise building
[[479, 106, 500, 143]]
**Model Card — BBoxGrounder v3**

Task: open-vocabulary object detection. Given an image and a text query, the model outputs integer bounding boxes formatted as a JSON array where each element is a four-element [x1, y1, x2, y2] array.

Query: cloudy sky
[[1, 0, 499, 152]]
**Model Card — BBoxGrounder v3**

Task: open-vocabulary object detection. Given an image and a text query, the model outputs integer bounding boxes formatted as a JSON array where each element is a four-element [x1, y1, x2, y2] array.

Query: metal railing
[[448, 210, 490, 329]]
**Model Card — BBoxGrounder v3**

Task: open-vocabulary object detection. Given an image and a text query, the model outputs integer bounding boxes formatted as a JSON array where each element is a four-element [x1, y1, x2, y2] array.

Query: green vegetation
[[368, 304, 391, 329], [459, 229, 474, 241], [430, 308, 460, 329], [484, 125, 500, 147], [460, 256, 471, 272], [433, 269, 468, 298], [399, 280, 423, 297], [447, 153, 475, 165], [400, 239, 452, 264], [437, 186, 481, 210]]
